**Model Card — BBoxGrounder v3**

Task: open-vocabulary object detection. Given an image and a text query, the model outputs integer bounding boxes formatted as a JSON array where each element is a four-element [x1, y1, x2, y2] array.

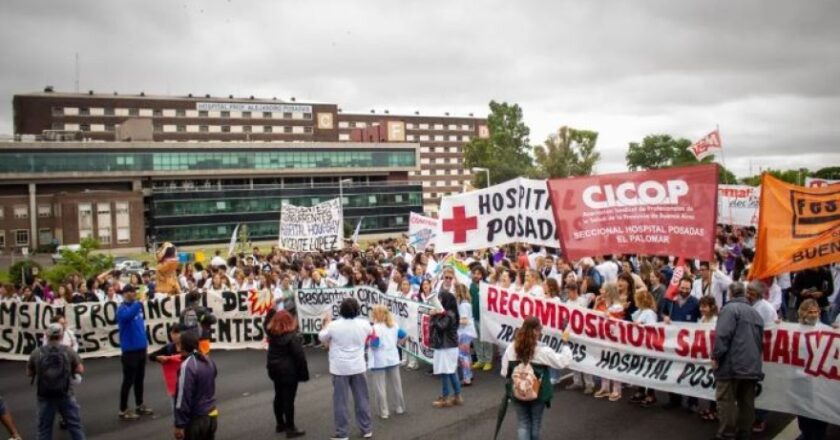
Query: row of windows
[[336, 133, 471, 142], [153, 191, 423, 217], [409, 169, 467, 176], [337, 121, 474, 131], [0, 150, 416, 174], [422, 180, 464, 188], [54, 107, 312, 120], [77, 202, 131, 245], [0, 204, 58, 220], [0, 230, 30, 247], [56, 123, 315, 134], [420, 157, 461, 165], [154, 214, 409, 243]]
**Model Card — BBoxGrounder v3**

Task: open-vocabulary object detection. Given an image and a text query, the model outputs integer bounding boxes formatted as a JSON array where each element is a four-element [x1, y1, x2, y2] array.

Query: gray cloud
[[1, 0, 838, 177]]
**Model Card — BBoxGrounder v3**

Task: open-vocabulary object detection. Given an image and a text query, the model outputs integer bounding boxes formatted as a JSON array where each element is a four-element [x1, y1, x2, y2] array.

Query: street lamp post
[[471, 167, 491, 188]]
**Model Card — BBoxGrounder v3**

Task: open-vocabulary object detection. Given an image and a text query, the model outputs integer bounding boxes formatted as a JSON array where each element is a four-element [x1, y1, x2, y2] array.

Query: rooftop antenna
[[74, 52, 80, 93]]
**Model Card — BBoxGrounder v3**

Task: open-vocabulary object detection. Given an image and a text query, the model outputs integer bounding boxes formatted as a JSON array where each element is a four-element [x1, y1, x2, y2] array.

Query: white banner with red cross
[[432, 177, 560, 253]]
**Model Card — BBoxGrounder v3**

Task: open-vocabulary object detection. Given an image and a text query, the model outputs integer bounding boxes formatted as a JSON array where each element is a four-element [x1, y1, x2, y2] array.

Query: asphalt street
[[0, 348, 807, 440]]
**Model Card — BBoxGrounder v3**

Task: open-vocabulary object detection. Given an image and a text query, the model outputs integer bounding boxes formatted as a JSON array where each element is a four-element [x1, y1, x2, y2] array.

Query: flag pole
[[715, 124, 730, 183]]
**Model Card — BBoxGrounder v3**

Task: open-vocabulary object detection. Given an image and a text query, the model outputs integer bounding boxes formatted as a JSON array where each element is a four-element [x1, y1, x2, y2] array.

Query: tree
[[42, 238, 114, 287], [740, 168, 811, 186], [625, 134, 736, 183], [533, 126, 601, 178], [813, 166, 840, 180], [464, 101, 534, 187]]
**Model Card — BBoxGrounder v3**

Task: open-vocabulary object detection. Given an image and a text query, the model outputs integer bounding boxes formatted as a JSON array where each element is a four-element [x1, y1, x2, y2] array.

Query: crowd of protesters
[[3, 223, 840, 439]]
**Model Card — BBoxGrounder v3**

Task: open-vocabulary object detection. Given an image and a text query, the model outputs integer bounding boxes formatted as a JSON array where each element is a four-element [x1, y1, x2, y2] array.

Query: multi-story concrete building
[[13, 90, 489, 213]]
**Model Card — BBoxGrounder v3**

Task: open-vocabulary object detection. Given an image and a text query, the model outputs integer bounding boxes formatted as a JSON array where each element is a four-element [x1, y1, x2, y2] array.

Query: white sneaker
[[363, 433, 374, 439], [330, 437, 349, 440]]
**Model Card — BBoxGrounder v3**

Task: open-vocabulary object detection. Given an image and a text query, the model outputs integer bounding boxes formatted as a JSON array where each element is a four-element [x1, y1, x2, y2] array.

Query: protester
[[0, 396, 23, 440], [697, 296, 719, 422], [454, 283, 477, 386], [318, 298, 374, 440], [149, 325, 183, 410], [791, 266, 834, 324], [117, 285, 153, 420], [501, 316, 573, 440], [712, 282, 765, 440], [430, 291, 463, 408], [629, 290, 658, 407], [593, 283, 624, 401], [692, 261, 733, 309], [27, 322, 86, 440], [369, 305, 407, 419], [180, 292, 218, 356], [663, 277, 700, 411], [174, 332, 219, 440], [265, 310, 308, 438]]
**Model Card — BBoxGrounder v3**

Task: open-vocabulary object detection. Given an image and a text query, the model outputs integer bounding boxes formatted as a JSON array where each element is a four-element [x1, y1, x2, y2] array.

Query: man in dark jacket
[[712, 282, 764, 440], [174, 332, 218, 440]]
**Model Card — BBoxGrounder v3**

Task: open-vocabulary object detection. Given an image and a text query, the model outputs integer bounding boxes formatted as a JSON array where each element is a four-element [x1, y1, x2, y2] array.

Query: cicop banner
[[432, 178, 559, 253], [295, 286, 437, 363], [279, 198, 343, 252], [479, 284, 840, 426], [751, 173, 840, 279], [548, 164, 718, 261], [717, 185, 760, 227], [805, 177, 840, 188], [408, 212, 440, 251], [0, 292, 270, 361]]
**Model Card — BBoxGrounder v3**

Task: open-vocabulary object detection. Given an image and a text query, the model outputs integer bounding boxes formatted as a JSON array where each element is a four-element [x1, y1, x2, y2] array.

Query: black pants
[[120, 349, 147, 411], [271, 378, 299, 431], [185, 414, 217, 440], [797, 416, 828, 440]]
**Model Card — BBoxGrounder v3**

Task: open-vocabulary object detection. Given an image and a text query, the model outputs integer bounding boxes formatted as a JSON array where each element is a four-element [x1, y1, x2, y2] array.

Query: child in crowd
[[697, 296, 719, 421]]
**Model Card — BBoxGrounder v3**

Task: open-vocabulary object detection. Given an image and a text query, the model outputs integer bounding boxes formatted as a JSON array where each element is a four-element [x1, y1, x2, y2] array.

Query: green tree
[[533, 126, 601, 178], [464, 101, 534, 187], [9, 260, 43, 286], [625, 134, 736, 183], [813, 166, 840, 180], [740, 168, 811, 186], [42, 238, 114, 287]]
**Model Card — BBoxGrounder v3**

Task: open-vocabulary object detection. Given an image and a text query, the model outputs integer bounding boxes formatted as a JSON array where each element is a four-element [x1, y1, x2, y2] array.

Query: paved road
[[0, 349, 800, 440]]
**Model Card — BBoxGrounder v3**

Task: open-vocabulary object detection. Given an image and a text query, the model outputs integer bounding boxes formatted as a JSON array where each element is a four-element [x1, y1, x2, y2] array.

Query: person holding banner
[[369, 305, 407, 420], [430, 291, 463, 408], [471, 268, 495, 372], [794, 299, 830, 440], [593, 283, 625, 402], [454, 284, 477, 387], [663, 278, 700, 411], [500, 316, 573, 440]]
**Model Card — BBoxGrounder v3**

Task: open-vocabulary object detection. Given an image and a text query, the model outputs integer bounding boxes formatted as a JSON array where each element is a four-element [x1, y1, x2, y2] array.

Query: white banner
[[479, 284, 840, 426], [805, 177, 840, 188], [279, 198, 343, 252], [295, 287, 436, 363], [408, 212, 439, 251], [0, 292, 272, 360], [433, 178, 559, 253], [717, 185, 760, 226]]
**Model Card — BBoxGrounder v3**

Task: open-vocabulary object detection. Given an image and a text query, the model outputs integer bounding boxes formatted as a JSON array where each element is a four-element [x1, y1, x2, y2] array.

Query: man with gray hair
[[712, 282, 765, 440], [745, 280, 777, 434]]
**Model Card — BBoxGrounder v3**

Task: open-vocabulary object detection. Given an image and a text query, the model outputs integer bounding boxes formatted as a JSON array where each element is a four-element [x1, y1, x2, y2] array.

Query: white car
[[51, 244, 81, 263], [115, 259, 145, 272]]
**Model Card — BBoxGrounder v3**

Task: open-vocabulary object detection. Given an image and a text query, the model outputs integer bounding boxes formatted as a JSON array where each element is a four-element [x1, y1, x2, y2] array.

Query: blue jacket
[[174, 352, 218, 428], [117, 301, 148, 352], [666, 295, 700, 323]]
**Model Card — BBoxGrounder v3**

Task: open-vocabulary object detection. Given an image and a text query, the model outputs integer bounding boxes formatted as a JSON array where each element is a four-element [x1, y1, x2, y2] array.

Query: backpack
[[511, 361, 541, 402], [37, 345, 71, 398]]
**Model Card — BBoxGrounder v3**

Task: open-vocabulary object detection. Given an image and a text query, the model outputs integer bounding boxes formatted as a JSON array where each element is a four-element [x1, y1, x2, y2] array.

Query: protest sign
[[717, 185, 760, 227], [751, 173, 840, 279], [295, 286, 436, 363], [479, 283, 840, 425], [805, 177, 840, 188], [548, 164, 718, 261], [0, 292, 269, 361], [408, 212, 439, 251], [433, 178, 559, 253], [279, 198, 343, 252]]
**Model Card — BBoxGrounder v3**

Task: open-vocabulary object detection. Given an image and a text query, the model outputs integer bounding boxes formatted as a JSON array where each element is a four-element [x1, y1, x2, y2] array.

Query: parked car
[[51, 244, 81, 263], [115, 259, 145, 274]]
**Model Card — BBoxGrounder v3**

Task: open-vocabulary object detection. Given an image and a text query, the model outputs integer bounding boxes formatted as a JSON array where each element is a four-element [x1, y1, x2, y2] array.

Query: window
[[78, 203, 93, 238], [97, 203, 111, 244], [303, 126, 313, 134], [0, 206, 3, 219], [37, 205, 51, 218], [153, 124, 162, 132], [263, 112, 272, 118], [221, 111, 230, 118], [39, 228, 52, 246], [80, 108, 90, 116], [283, 126, 292, 134], [263, 126, 273, 133], [0, 231, 4, 248], [199, 110, 209, 117], [434, 124, 444, 130], [52, 107, 64, 116], [243, 125, 252, 133], [355, 122, 367, 128], [52, 122, 64, 130], [98, 227, 112, 245], [129, 108, 139, 116], [222, 126, 231, 133], [406, 123, 415, 129], [242, 111, 252, 118], [302, 113, 312, 119], [103, 107, 115, 116], [116, 202, 130, 244], [13, 205, 28, 219], [282, 112, 292, 119], [153, 109, 163, 117], [106, 123, 116, 131], [199, 125, 209, 132], [338, 121, 350, 128], [80, 123, 90, 132], [338, 133, 350, 141], [419, 123, 429, 129], [177, 125, 186, 132], [15, 230, 28, 246], [176, 109, 186, 117]]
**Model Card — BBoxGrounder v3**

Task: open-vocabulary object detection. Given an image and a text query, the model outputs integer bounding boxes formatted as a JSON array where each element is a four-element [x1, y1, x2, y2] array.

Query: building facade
[[0, 141, 421, 252], [13, 91, 488, 214]]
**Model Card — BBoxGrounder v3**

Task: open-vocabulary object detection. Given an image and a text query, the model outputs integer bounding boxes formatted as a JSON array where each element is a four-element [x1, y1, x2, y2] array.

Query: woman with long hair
[[594, 283, 625, 401], [629, 290, 659, 407], [369, 305, 407, 419], [430, 291, 463, 408], [454, 283, 477, 386], [501, 316, 572, 440], [265, 310, 309, 438]]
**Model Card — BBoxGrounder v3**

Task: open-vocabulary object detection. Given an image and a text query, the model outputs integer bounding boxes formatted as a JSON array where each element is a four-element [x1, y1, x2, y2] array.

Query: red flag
[[665, 257, 688, 300], [688, 129, 722, 160]]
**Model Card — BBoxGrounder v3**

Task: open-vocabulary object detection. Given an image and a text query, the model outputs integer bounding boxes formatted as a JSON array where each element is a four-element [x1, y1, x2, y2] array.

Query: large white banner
[[0, 292, 272, 360], [432, 178, 559, 253], [279, 198, 343, 252], [717, 185, 760, 226], [295, 287, 436, 363], [479, 284, 840, 426], [805, 177, 840, 188], [408, 212, 439, 251]]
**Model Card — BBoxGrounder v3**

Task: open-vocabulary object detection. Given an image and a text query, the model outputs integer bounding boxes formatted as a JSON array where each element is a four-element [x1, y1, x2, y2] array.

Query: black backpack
[[37, 345, 71, 398]]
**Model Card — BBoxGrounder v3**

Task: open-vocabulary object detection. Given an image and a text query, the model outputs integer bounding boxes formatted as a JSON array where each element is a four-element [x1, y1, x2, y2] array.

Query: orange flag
[[750, 173, 840, 279]]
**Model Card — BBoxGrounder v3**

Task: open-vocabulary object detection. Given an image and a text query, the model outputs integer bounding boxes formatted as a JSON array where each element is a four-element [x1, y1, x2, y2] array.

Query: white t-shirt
[[458, 301, 477, 339], [319, 317, 373, 376], [632, 309, 658, 325], [500, 342, 573, 378], [753, 299, 778, 327], [596, 261, 619, 284], [525, 284, 544, 298]]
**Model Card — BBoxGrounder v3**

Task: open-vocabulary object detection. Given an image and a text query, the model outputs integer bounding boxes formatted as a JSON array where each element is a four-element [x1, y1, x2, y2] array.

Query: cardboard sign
[[279, 198, 343, 252]]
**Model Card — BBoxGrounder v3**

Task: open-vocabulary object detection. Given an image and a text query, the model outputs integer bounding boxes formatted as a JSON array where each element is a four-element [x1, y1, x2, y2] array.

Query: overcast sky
[[1, 0, 838, 177]]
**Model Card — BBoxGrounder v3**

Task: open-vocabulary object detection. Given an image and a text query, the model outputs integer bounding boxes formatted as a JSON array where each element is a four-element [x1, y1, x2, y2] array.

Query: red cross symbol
[[441, 205, 478, 244]]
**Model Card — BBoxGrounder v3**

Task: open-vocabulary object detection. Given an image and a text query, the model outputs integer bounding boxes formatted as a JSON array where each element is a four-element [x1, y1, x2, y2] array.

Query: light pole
[[471, 167, 490, 188]]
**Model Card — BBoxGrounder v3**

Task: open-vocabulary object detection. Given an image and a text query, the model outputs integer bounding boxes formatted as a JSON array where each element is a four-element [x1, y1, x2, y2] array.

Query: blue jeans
[[441, 373, 461, 397], [513, 400, 546, 440], [38, 395, 86, 440]]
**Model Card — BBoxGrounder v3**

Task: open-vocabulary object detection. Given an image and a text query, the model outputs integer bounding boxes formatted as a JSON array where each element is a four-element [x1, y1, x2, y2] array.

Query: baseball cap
[[47, 323, 63, 338]]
